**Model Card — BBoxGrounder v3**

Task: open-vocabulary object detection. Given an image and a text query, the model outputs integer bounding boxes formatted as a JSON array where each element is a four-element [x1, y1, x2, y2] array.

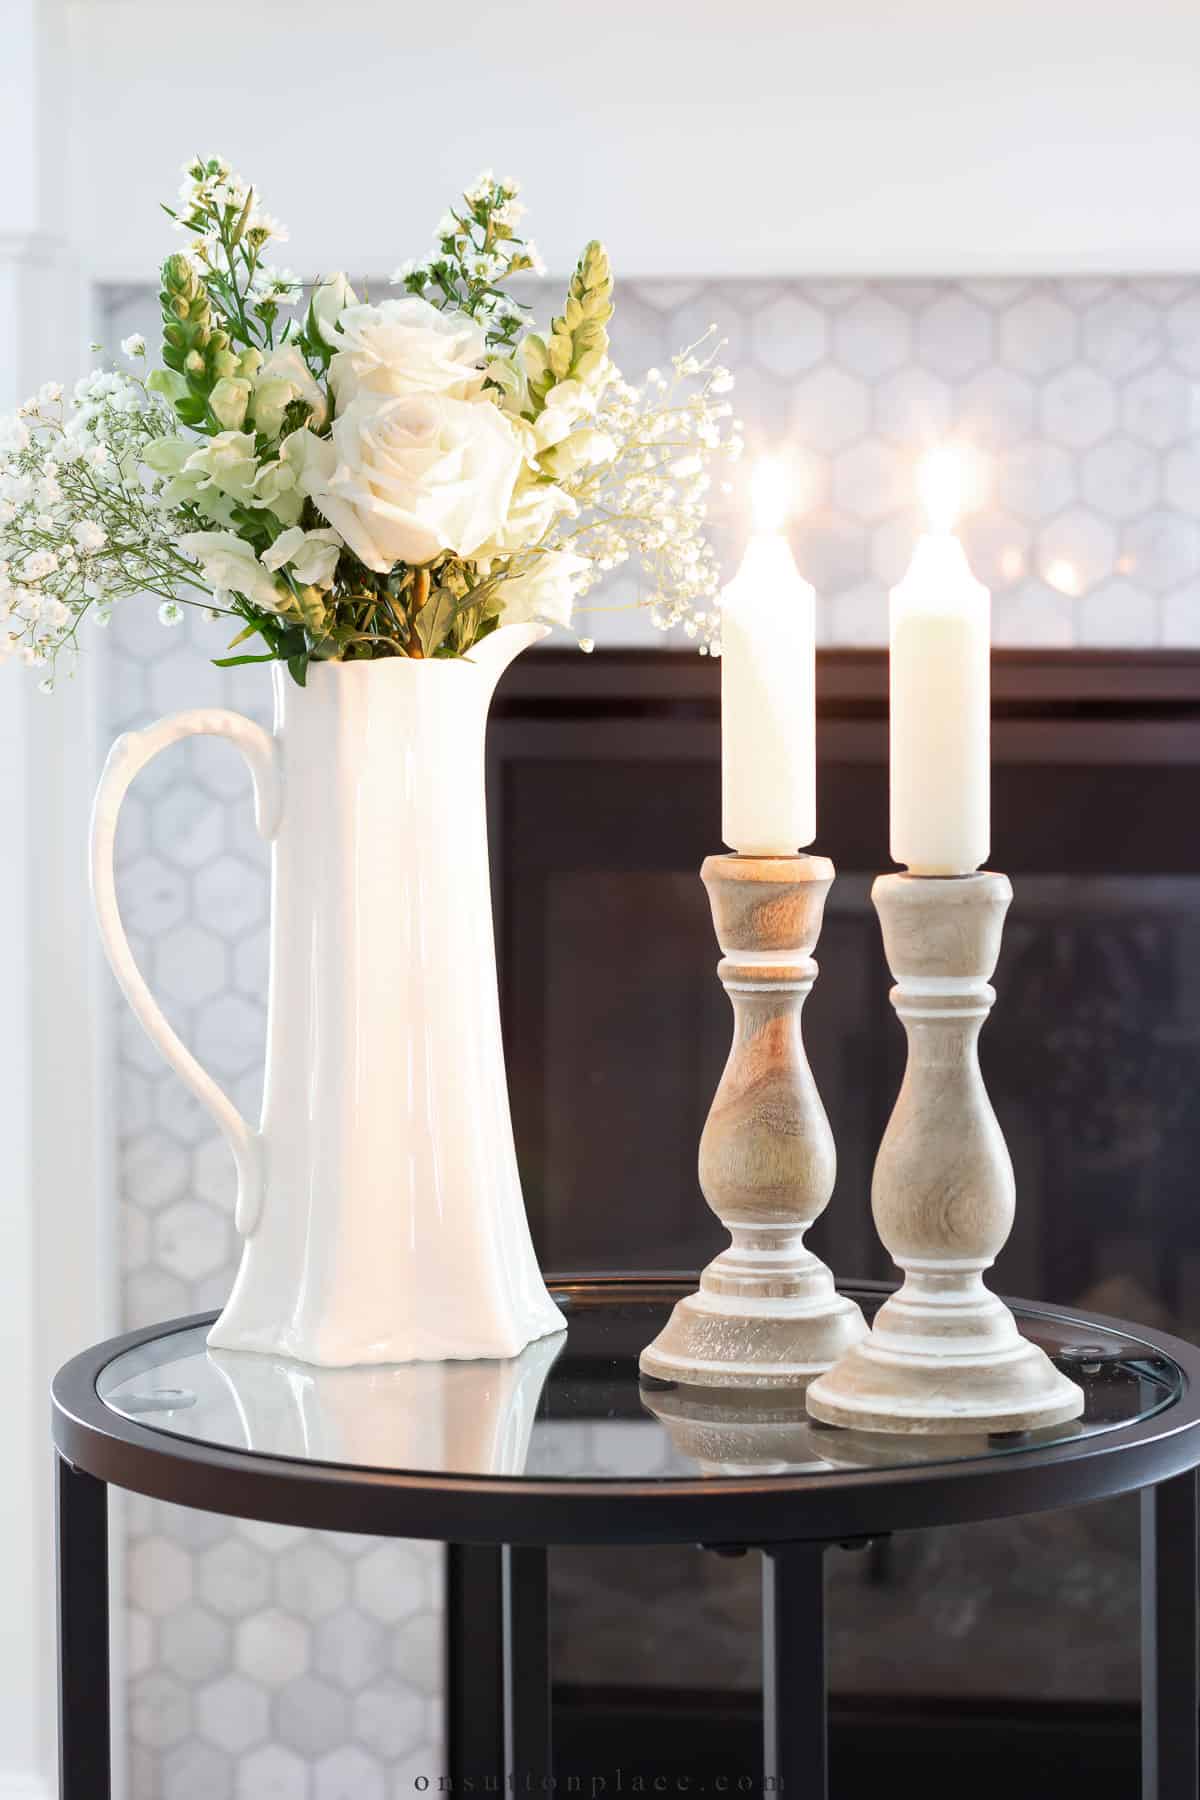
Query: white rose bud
[[310, 272, 358, 346]]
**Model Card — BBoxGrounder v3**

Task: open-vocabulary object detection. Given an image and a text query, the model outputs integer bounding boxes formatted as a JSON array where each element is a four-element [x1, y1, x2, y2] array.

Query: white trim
[[0, 6, 112, 1781]]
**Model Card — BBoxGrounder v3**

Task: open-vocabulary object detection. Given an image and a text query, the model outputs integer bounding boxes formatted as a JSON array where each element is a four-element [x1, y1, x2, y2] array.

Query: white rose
[[497, 549, 590, 629], [310, 272, 358, 346], [253, 345, 328, 438], [289, 393, 524, 572], [328, 296, 486, 406], [179, 530, 287, 612], [262, 525, 342, 588]]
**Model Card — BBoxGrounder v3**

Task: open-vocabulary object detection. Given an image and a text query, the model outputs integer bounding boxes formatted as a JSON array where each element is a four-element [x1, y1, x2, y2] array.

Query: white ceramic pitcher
[[91, 623, 565, 1367]]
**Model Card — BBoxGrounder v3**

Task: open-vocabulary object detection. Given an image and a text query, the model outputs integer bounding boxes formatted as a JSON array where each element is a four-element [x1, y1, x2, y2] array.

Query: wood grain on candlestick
[[638, 853, 866, 1388]]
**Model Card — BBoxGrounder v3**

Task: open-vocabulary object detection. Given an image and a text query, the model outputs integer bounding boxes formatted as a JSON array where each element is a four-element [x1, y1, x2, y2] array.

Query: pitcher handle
[[90, 710, 283, 1237]]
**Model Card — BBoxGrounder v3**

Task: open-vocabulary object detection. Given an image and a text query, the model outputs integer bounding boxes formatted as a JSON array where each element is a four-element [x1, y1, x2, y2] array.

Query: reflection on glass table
[[98, 1290, 1178, 1483], [102, 1327, 566, 1476]]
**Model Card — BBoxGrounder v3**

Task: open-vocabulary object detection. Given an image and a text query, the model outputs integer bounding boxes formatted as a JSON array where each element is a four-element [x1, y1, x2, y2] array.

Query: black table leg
[[56, 1455, 110, 1800], [502, 1544, 552, 1786], [1142, 1471, 1199, 1800], [446, 1544, 505, 1787], [762, 1542, 827, 1797]]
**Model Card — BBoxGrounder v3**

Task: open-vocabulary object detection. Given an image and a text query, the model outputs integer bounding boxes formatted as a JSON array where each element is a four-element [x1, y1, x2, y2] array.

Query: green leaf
[[230, 185, 255, 247], [278, 625, 308, 660], [287, 652, 309, 688], [414, 587, 457, 658], [212, 652, 277, 667]]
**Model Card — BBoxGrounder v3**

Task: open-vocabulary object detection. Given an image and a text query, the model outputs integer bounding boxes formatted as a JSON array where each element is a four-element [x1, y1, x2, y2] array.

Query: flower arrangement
[[0, 157, 740, 689]]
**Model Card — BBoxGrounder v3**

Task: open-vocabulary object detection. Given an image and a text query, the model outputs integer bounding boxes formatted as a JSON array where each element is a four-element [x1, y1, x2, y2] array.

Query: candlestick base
[[806, 872, 1084, 1436], [804, 1290, 1085, 1434], [639, 853, 868, 1390]]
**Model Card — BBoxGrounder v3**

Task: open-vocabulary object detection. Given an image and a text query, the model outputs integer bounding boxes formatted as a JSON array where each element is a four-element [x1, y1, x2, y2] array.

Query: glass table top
[[97, 1288, 1182, 1483]]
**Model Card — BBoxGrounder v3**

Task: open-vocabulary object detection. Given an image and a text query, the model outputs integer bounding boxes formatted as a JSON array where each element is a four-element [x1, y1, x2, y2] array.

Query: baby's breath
[[544, 332, 742, 651], [0, 375, 217, 678]]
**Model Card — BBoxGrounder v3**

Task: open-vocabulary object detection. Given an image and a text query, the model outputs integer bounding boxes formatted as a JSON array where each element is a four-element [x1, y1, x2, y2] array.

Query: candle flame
[[750, 456, 789, 533], [919, 447, 965, 535]]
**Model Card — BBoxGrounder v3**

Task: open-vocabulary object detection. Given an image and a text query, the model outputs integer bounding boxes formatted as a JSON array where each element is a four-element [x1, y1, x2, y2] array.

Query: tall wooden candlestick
[[639, 854, 867, 1388], [807, 872, 1085, 1434]]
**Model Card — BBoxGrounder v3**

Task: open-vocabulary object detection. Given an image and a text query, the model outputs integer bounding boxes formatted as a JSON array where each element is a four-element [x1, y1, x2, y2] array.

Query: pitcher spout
[[466, 620, 550, 688]]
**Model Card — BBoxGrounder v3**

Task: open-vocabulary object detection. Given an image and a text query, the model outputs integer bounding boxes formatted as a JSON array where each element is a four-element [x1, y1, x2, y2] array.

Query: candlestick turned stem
[[639, 854, 867, 1388], [807, 872, 1084, 1434]]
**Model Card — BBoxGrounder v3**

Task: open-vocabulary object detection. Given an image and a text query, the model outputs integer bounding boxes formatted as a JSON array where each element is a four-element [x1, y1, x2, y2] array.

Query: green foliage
[[523, 241, 613, 416], [156, 253, 228, 428], [154, 156, 305, 439]]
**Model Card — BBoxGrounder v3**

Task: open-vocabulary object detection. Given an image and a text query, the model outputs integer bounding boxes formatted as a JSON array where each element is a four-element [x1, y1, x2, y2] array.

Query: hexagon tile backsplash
[[101, 275, 1200, 1795]]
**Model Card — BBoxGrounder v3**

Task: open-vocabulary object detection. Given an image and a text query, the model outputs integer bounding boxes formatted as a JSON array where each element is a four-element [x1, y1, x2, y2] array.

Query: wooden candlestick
[[639, 854, 867, 1388], [807, 872, 1085, 1434]]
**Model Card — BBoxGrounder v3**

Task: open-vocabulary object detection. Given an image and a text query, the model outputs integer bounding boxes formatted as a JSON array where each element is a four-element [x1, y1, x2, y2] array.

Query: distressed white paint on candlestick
[[638, 854, 866, 1387], [721, 460, 816, 856], [806, 872, 1085, 1434], [889, 450, 990, 877]]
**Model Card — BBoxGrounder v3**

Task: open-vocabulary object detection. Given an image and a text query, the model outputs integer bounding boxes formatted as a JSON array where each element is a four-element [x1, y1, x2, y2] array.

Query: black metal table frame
[[51, 1279, 1200, 1798]]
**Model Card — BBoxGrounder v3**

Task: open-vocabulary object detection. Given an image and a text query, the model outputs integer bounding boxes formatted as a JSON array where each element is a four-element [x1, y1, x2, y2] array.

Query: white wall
[[68, 0, 1200, 282]]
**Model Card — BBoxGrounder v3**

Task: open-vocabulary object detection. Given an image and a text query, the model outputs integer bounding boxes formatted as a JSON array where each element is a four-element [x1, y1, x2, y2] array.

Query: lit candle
[[721, 458, 816, 856], [890, 449, 990, 876]]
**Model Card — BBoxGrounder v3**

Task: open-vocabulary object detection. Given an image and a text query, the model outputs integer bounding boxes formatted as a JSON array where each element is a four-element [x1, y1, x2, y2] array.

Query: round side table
[[52, 1277, 1200, 1799]]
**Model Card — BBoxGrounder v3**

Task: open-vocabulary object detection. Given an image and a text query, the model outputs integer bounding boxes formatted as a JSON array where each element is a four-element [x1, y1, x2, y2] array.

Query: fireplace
[[481, 646, 1200, 1790]]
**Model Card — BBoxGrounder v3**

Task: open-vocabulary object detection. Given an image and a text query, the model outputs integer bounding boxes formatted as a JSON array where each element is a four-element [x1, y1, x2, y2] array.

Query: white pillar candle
[[889, 450, 990, 876], [721, 459, 817, 856]]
